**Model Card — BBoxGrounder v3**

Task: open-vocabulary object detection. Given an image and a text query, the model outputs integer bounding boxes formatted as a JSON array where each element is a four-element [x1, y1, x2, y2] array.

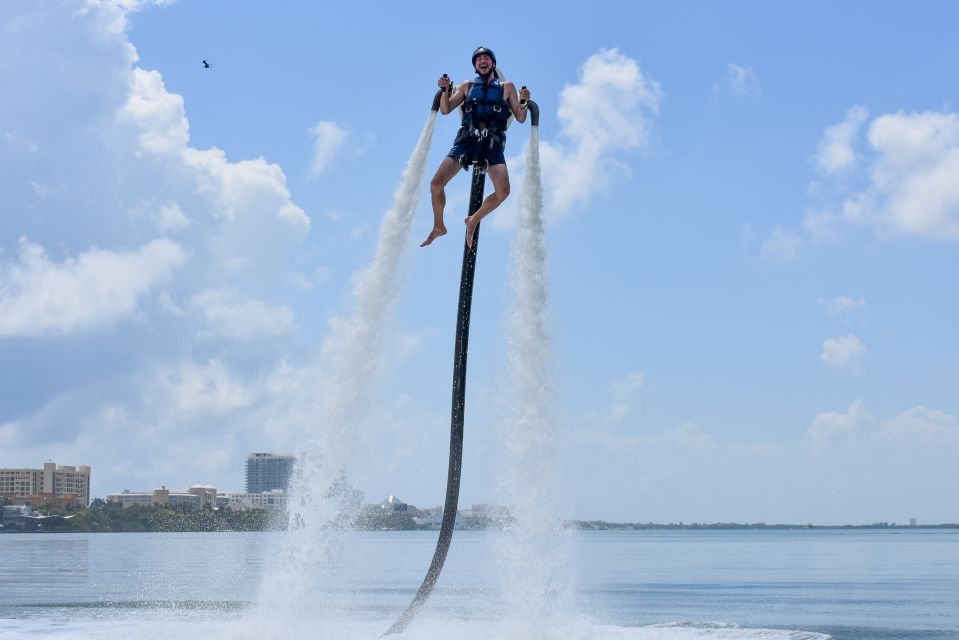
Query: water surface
[[1, 528, 955, 639]]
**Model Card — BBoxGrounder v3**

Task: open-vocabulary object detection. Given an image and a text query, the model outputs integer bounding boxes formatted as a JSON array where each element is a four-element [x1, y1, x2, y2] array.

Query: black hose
[[384, 90, 539, 637], [527, 99, 540, 127], [384, 163, 487, 636]]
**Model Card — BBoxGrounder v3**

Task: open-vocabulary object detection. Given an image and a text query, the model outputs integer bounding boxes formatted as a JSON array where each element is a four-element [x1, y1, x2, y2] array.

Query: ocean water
[[0, 528, 955, 639]]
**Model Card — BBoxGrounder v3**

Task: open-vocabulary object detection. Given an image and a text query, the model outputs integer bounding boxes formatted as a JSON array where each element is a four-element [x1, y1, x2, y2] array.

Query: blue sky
[[2, 0, 957, 524]]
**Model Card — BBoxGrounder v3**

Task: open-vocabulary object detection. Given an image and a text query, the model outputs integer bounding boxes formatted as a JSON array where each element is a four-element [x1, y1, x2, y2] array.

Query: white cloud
[[0, 236, 185, 337], [807, 399, 870, 447], [880, 406, 959, 443], [119, 65, 310, 272], [540, 49, 662, 218], [4, 130, 39, 153], [774, 108, 959, 254], [191, 288, 297, 339], [121, 68, 189, 155], [0, 354, 317, 494], [350, 222, 370, 239], [161, 359, 254, 416], [606, 371, 645, 422], [581, 420, 716, 457], [814, 106, 869, 174], [610, 371, 645, 397], [722, 63, 761, 97], [821, 295, 866, 316], [309, 120, 349, 178], [157, 201, 190, 231], [865, 110, 959, 238], [820, 334, 866, 370], [181, 146, 310, 231], [0, 1, 404, 502], [760, 225, 803, 261]]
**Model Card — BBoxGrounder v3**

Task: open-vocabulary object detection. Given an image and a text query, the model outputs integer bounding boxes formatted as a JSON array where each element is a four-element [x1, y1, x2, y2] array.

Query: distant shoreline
[[568, 521, 959, 530], [3, 506, 957, 535], [4, 525, 958, 534]]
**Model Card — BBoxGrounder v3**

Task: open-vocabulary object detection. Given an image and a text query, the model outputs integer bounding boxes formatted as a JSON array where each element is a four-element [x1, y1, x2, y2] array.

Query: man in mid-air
[[420, 46, 531, 249]]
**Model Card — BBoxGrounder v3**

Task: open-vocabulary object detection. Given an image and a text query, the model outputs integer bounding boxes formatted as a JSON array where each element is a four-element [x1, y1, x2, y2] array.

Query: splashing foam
[[255, 111, 438, 630], [496, 127, 576, 637]]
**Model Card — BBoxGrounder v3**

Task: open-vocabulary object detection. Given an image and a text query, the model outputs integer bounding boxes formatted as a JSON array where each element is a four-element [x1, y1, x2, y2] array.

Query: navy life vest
[[455, 74, 510, 149]]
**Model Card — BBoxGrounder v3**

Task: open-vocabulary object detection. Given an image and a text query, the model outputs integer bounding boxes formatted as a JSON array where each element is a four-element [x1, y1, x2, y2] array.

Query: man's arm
[[439, 78, 469, 115], [504, 81, 530, 123]]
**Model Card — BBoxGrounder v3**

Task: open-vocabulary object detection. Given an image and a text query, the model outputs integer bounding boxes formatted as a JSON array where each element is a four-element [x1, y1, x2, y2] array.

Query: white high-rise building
[[245, 453, 296, 494]]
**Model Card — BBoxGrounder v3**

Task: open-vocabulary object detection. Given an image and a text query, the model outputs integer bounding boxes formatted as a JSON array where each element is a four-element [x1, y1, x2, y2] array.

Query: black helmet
[[471, 46, 496, 69]]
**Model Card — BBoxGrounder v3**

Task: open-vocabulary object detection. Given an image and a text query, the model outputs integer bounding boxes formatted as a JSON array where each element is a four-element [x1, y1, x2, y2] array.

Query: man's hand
[[438, 75, 452, 90], [519, 86, 531, 104]]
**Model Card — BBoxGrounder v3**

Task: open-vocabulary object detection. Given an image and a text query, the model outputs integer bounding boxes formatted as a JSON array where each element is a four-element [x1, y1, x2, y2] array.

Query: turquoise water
[[0, 529, 955, 639]]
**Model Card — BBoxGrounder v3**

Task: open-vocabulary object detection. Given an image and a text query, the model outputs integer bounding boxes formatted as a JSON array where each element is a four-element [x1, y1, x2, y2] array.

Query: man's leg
[[421, 157, 462, 247], [465, 163, 510, 249]]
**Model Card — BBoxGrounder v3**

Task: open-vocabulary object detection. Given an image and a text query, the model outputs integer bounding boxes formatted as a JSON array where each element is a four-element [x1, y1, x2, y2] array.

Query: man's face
[[474, 53, 493, 75]]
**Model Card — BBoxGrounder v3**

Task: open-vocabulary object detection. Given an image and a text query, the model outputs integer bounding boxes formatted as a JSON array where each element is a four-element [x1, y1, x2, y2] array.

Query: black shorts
[[447, 140, 506, 166]]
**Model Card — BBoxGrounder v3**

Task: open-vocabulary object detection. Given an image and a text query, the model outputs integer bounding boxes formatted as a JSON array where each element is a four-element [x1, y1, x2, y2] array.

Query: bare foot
[[420, 224, 447, 247], [464, 216, 479, 249]]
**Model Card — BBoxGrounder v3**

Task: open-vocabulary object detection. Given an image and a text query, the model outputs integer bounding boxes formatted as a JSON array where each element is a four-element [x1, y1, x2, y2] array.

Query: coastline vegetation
[[13, 499, 275, 533], [3, 498, 955, 533]]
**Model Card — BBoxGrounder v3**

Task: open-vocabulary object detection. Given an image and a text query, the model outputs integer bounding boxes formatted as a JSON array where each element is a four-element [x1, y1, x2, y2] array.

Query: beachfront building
[[245, 453, 296, 493], [0, 461, 91, 507], [222, 489, 287, 511], [107, 486, 204, 509]]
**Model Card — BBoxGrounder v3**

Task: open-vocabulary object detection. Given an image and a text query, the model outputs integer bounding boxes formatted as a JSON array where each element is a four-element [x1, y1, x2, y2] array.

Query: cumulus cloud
[[814, 105, 868, 174], [0, 236, 185, 337], [806, 402, 958, 452], [309, 120, 349, 178], [120, 66, 310, 272], [760, 225, 803, 261], [766, 108, 959, 255], [807, 399, 870, 447], [0, 1, 317, 495], [121, 68, 189, 155], [157, 201, 190, 231], [192, 289, 297, 339], [160, 359, 255, 416], [540, 49, 662, 218], [820, 295, 866, 316], [865, 110, 959, 237], [820, 333, 866, 370], [564, 392, 956, 522], [880, 406, 959, 443], [722, 63, 761, 97]]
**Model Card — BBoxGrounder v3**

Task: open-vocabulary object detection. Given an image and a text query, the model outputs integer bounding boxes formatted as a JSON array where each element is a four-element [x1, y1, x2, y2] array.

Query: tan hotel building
[[0, 461, 91, 507]]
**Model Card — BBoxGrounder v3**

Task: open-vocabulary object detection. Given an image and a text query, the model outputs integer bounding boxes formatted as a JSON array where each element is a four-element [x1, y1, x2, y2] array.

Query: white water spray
[[497, 127, 575, 635], [256, 111, 438, 628]]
